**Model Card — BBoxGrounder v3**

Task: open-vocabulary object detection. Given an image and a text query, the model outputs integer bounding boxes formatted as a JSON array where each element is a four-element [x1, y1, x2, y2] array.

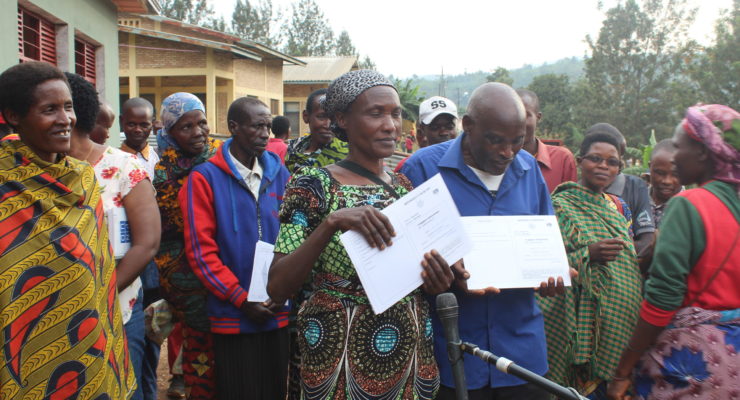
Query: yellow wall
[[119, 31, 284, 136]]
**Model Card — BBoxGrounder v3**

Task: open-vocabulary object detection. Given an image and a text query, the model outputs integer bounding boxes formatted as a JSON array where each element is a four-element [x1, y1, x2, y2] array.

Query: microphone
[[436, 293, 468, 400], [460, 342, 587, 400]]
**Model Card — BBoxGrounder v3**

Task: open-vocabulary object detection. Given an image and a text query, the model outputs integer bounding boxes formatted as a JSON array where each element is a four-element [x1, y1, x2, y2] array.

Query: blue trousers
[[140, 260, 162, 400], [124, 292, 145, 400]]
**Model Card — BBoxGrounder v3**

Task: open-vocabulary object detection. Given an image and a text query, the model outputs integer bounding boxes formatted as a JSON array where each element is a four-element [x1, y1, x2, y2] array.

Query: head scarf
[[322, 69, 395, 116], [682, 104, 740, 186], [152, 92, 219, 330], [157, 92, 205, 152]]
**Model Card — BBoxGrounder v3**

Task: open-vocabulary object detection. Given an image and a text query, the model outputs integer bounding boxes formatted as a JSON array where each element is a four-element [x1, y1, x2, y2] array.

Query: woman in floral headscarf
[[153, 92, 221, 399], [607, 104, 740, 400]]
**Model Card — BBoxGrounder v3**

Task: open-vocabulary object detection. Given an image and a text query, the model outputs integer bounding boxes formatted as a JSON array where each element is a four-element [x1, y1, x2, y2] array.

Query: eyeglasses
[[582, 154, 621, 167]]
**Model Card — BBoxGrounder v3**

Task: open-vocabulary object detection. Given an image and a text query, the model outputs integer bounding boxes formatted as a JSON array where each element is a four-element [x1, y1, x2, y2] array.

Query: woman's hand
[[606, 377, 632, 400], [421, 250, 454, 295], [327, 205, 395, 249], [588, 238, 625, 263], [450, 260, 501, 296]]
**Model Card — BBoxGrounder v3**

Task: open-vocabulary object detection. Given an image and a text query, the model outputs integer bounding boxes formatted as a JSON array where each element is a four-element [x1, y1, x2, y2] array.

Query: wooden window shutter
[[75, 38, 96, 85], [18, 7, 56, 65]]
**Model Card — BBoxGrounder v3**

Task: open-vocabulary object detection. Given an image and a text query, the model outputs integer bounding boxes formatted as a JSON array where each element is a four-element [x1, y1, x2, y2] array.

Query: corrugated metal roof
[[123, 14, 305, 65], [283, 56, 359, 83], [110, 0, 160, 14]]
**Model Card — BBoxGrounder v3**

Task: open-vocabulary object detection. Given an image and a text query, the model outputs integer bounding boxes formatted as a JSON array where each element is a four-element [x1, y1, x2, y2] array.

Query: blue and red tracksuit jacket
[[180, 139, 290, 334]]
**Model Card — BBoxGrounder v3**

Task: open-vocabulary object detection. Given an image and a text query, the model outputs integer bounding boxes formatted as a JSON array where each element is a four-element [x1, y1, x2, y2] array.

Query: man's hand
[[535, 268, 578, 297], [240, 301, 274, 324], [451, 260, 500, 295]]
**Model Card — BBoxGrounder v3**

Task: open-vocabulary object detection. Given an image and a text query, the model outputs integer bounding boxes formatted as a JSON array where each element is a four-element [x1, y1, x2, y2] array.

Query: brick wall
[[162, 76, 206, 86], [284, 83, 327, 98], [216, 91, 228, 135], [234, 58, 265, 88], [119, 32, 129, 69], [265, 59, 283, 94], [134, 35, 206, 69], [213, 50, 233, 72]]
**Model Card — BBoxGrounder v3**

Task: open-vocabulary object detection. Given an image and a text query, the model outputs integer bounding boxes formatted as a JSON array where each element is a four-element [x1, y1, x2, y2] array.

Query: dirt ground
[[155, 339, 175, 399]]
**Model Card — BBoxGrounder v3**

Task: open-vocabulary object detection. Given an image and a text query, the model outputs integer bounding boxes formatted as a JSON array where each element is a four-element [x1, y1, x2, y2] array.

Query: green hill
[[402, 57, 584, 109]]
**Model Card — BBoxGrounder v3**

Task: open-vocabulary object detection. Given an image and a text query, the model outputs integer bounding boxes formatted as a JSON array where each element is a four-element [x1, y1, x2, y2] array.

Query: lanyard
[[335, 160, 400, 199]]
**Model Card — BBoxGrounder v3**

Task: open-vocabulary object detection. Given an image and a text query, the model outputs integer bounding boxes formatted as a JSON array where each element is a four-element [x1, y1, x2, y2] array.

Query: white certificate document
[[247, 240, 275, 302], [340, 174, 472, 314], [461, 215, 571, 289]]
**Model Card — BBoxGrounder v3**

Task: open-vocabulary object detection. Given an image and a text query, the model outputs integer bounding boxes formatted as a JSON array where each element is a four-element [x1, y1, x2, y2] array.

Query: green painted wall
[[1, 0, 122, 145]]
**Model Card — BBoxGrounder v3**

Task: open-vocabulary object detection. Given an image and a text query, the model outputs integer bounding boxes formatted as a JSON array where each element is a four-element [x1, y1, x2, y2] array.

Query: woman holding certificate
[[268, 69, 453, 400], [538, 132, 642, 399]]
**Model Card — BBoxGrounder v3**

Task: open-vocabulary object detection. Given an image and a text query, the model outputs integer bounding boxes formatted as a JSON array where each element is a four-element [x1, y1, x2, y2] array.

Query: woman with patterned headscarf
[[267, 70, 454, 399], [607, 104, 740, 400], [153, 92, 221, 399]]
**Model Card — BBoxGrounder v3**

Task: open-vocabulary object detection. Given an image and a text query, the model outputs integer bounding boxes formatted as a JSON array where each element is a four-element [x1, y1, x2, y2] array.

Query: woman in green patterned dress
[[538, 132, 642, 399], [268, 70, 453, 400]]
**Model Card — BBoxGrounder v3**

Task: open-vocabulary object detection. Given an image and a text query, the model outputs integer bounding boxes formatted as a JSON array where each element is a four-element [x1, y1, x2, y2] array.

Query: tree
[[527, 74, 574, 139], [206, 15, 228, 33], [358, 55, 376, 70], [281, 0, 334, 56], [160, 0, 218, 27], [231, 0, 278, 46], [690, 0, 739, 109], [574, 0, 698, 146], [486, 67, 514, 86], [393, 78, 424, 122], [335, 30, 357, 56]]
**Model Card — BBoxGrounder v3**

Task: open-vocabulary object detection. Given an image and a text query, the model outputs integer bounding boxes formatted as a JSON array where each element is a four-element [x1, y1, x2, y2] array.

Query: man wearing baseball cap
[[395, 96, 458, 171], [417, 96, 459, 147]]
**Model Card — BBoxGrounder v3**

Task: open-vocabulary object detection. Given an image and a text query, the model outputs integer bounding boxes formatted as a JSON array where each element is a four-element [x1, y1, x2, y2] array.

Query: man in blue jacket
[[402, 83, 563, 400], [181, 97, 291, 399]]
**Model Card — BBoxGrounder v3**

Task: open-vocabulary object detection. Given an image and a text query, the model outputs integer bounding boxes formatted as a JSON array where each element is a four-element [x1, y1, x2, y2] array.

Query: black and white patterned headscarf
[[322, 69, 396, 116]]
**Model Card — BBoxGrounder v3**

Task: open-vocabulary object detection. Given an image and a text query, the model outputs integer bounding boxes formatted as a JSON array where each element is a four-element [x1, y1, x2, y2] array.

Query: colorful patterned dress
[[634, 181, 740, 399], [0, 140, 135, 399], [538, 182, 643, 398], [275, 167, 439, 399], [153, 137, 221, 399], [284, 136, 349, 174]]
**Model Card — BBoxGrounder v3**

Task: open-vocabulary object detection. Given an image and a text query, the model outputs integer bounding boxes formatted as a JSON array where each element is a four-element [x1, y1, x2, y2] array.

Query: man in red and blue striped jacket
[[180, 97, 291, 399]]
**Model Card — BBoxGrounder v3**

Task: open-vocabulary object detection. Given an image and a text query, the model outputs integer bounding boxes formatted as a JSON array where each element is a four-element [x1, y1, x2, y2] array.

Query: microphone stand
[[460, 342, 587, 400]]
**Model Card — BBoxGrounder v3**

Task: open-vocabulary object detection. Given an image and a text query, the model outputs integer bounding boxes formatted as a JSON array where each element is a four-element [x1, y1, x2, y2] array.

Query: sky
[[212, 0, 733, 78]]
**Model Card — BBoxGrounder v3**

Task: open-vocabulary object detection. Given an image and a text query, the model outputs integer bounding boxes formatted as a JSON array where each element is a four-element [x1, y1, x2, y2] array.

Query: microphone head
[[436, 292, 458, 320]]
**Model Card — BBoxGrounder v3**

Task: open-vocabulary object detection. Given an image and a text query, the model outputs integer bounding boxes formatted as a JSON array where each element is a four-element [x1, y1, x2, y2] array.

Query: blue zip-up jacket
[[180, 139, 291, 334]]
